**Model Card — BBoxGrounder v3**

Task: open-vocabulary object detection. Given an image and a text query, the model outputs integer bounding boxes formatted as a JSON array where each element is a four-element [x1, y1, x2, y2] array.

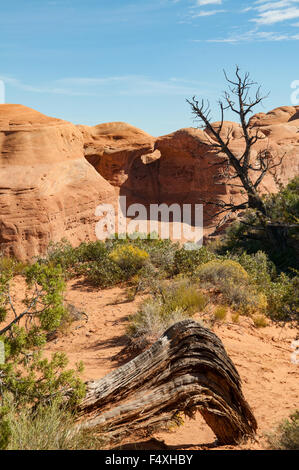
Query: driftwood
[[77, 320, 257, 445]]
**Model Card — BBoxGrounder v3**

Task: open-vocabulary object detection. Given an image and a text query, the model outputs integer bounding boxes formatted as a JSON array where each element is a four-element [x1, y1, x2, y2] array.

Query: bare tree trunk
[[77, 320, 257, 446]]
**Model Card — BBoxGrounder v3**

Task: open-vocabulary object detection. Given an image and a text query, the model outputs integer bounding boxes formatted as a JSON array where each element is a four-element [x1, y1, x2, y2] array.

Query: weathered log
[[78, 320, 257, 445]]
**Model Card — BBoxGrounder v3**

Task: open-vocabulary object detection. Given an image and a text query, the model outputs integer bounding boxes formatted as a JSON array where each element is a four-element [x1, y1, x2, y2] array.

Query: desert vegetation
[[0, 176, 298, 449]]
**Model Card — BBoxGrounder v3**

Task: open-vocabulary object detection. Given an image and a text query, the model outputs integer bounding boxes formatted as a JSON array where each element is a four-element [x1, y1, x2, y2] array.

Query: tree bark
[[77, 320, 257, 445]]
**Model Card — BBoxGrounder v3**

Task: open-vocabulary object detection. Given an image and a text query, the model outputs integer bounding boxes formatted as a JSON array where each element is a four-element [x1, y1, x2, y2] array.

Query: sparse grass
[[253, 314, 268, 328], [126, 278, 207, 352], [213, 305, 228, 321], [266, 411, 299, 450], [1, 395, 104, 450], [231, 312, 240, 323]]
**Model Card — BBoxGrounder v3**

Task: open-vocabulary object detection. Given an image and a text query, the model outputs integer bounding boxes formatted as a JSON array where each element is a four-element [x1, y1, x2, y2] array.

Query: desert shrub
[[221, 282, 267, 315], [196, 259, 267, 315], [127, 301, 188, 350], [196, 259, 248, 285], [221, 252, 298, 323], [125, 262, 164, 300], [0, 394, 103, 450], [41, 240, 110, 280], [231, 312, 240, 323], [266, 411, 299, 450], [42, 239, 80, 274], [160, 279, 208, 317], [266, 273, 299, 324], [173, 247, 216, 275], [142, 238, 178, 274], [233, 251, 276, 290], [0, 261, 86, 449], [213, 305, 228, 321], [75, 240, 108, 262], [218, 177, 299, 273], [106, 234, 178, 275], [77, 258, 123, 287], [109, 244, 149, 278], [252, 314, 268, 328], [43, 236, 178, 287], [127, 279, 207, 351], [0, 255, 26, 276]]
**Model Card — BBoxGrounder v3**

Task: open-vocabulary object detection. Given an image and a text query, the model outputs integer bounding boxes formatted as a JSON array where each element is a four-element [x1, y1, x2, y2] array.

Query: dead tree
[[186, 66, 293, 248], [187, 66, 276, 218], [75, 320, 257, 446]]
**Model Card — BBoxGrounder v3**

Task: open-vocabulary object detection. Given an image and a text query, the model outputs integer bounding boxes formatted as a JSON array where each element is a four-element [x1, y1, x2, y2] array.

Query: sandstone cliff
[[0, 104, 298, 260], [0, 104, 114, 260]]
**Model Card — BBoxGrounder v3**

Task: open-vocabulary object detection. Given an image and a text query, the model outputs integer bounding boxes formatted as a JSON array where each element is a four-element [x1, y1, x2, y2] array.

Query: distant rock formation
[[78, 122, 156, 186], [0, 104, 298, 260]]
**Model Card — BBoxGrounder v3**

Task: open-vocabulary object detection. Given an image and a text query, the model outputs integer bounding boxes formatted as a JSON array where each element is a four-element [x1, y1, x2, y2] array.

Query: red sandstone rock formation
[[0, 104, 298, 260], [0, 104, 115, 260], [78, 122, 156, 186]]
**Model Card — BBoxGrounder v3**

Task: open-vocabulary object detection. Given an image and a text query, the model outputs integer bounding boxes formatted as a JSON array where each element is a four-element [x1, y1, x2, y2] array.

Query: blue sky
[[1, 0, 299, 135]]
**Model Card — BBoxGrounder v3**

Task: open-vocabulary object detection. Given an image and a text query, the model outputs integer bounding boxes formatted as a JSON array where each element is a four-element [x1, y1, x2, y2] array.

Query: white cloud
[[191, 9, 226, 17], [0, 76, 92, 96], [251, 6, 299, 24], [196, 0, 222, 5], [0, 75, 205, 97], [188, 0, 299, 41], [198, 29, 299, 42], [247, 0, 299, 24]]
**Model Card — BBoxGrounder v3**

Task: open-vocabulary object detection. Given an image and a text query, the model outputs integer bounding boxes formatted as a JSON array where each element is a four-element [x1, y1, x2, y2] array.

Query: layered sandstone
[[78, 122, 156, 186], [0, 104, 114, 260], [0, 104, 298, 260]]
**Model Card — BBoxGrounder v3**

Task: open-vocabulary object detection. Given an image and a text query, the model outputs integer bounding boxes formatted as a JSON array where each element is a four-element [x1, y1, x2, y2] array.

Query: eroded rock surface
[[0, 104, 298, 259], [0, 104, 114, 260]]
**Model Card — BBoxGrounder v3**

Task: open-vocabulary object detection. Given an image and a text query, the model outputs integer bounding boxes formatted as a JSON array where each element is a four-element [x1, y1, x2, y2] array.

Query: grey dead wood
[[76, 320, 257, 445]]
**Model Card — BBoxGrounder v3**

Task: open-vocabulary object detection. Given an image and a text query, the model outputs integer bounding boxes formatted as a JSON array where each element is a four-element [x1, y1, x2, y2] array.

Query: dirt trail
[[41, 279, 299, 450]]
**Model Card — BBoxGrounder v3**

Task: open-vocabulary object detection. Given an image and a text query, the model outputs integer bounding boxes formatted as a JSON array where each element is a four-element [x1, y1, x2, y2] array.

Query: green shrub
[[127, 300, 188, 348], [78, 258, 123, 287], [0, 255, 26, 276], [0, 261, 86, 436], [109, 244, 149, 278], [266, 411, 299, 450], [196, 259, 248, 285], [234, 251, 275, 290], [173, 247, 216, 275], [143, 238, 178, 274], [231, 312, 240, 323], [221, 282, 267, 315], [196, 259, 267, 315], [266, 274, 299, 324], [42, 239, 80, 273], [218, 177, 299, 273]]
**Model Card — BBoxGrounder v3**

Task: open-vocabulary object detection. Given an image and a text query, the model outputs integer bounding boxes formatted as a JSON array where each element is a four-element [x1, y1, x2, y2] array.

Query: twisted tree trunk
[[77, 320, 257, 445]]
